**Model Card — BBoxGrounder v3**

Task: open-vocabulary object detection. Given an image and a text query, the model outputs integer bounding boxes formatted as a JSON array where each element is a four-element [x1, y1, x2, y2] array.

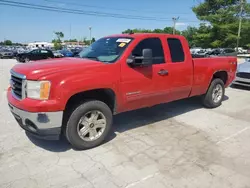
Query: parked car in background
[[71, 47, 83, 57], [0, 50, 14, 59], [207, 48, 222, 56], [195, 49, 209, 58], [52, 50, 64, 58], [233, 58, 250, 87], [73, 47, 87, 57], [59, 49, 74, 57], [235, 47, 248, 54], [190, 47, 202, 54], [218, 48, 237, 57], [16, 49, 54, 63]]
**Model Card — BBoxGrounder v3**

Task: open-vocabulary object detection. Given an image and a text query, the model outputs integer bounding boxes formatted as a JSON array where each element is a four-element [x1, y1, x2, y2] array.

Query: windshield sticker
[[118, 42, 126, 47], [116, 38, 131, 43]]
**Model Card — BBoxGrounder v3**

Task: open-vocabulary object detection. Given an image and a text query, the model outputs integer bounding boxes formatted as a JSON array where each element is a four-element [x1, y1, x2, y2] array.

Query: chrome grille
[[10, 70, 26, 100]]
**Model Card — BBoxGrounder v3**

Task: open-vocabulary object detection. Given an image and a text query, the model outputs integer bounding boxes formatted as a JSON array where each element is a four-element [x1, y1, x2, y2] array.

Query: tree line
[[123, 0, 250, 49], [52, 32, 95, 50]]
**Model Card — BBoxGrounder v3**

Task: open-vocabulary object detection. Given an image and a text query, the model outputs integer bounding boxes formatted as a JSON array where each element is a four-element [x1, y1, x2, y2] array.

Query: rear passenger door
[[164, 37, 193, 101]]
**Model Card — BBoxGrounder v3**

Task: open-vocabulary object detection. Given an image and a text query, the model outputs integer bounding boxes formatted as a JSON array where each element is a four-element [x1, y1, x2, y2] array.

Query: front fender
[[59, 73, 119, 109], [39, 65, 121, 111]]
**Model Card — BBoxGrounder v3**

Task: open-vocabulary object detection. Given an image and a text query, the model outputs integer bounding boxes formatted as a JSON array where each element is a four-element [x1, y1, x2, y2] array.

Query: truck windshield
[[79, 37, 133, 63]]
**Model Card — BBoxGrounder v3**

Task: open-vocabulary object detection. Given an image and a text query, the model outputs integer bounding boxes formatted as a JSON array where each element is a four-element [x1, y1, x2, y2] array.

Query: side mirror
[[142, 48, 153, 65], [127, 48, 153, 67]]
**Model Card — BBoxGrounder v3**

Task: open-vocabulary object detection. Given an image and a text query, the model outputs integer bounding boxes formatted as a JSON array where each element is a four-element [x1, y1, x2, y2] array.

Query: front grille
[[236, 72, 250, 79], [10, 70, 26, 100]]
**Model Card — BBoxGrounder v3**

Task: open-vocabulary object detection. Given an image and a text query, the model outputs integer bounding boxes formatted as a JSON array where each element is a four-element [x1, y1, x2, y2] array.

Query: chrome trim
[[11, 90, 22, 100], [10, 69, 27, 100], [234, 77, 250, 83], [9, 103, 63, 130], [10, 69, 26, 80], [21, 80, 27, 99], [126, 91, 141, 96]]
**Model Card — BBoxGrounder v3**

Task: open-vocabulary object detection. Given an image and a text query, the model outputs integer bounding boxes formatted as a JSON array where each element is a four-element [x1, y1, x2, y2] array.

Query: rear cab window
[[167, 38, 185, 63]]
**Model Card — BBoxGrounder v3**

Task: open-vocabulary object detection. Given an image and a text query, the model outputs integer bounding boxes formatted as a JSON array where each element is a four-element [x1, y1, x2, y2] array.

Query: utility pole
[[89, 26, 92, 45], [69, 23, 72, 40], [236, 0, 244, 53], [172, 17, 179, 35]]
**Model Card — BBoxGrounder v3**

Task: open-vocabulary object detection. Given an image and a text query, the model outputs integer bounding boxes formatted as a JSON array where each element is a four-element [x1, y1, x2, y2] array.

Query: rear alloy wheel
[[65, 100, 112, 150], [202, 78, 225, 108]]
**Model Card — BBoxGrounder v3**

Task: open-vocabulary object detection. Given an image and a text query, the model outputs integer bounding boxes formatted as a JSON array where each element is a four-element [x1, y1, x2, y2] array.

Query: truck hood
[[12, 58, 103, 79]]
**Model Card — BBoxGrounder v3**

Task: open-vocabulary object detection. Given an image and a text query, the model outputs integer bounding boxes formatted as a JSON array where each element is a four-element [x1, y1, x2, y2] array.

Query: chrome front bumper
[[9, 103, 63, 140], [233, 77, 250, 87]]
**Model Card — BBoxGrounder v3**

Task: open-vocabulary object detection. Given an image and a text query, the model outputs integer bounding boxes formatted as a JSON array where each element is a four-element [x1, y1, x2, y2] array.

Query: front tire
[[65, 100, 113, 150], [202, 78, 225, 108]]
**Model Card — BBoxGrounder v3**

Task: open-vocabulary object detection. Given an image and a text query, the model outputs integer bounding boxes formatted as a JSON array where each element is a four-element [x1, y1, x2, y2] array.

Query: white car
[[190, 47, 202, 54], [233, 58, 250, 87], [52, 50, 64, 58]]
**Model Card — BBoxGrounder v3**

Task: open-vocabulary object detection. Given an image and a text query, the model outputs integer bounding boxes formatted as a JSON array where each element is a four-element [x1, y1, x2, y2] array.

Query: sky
[[0, 0, 212, 43]]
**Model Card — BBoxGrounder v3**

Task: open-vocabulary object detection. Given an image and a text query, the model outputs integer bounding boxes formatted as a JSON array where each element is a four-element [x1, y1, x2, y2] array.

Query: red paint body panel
[[7, 33, 237, 113]]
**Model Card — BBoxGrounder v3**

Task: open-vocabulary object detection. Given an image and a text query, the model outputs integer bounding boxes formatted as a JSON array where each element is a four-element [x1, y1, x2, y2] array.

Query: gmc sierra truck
[[7, 33, 237, 149]]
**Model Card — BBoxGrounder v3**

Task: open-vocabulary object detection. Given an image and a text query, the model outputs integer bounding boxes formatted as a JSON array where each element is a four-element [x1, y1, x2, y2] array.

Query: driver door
[[120, 37, 171, 112]]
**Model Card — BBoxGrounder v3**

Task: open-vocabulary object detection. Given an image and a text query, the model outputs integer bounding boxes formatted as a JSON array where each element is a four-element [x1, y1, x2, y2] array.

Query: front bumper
[[233, 76, 250, 87], [8, 103, 63, 140]]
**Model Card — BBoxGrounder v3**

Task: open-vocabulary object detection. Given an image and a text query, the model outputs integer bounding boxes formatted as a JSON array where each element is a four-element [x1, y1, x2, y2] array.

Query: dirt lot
[[0, 59, 250, 188]]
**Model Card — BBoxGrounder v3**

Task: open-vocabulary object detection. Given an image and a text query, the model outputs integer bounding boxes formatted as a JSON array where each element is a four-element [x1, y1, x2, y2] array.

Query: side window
[[132, 38, 165, 64], [41, 50, 48, 54], [31, 49, 39, 54], [167, 38, 185, 63]]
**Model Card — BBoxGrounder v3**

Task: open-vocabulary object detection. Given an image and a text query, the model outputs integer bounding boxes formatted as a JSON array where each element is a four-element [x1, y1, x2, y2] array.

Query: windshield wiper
[[84, 56, 100, 61]]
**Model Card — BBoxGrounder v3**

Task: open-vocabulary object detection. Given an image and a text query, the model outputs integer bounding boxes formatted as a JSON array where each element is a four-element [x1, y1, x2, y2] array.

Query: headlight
[[26, 80, 51, 100]]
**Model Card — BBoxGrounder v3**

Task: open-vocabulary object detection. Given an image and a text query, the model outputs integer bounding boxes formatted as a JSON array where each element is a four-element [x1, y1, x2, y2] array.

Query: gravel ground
[[0, 59, 250, 188]]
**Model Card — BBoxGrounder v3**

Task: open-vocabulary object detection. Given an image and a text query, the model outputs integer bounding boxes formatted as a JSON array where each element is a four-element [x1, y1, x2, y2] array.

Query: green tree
[[54, 31, 64, 42], [52, 31, 64, 50], [91, 38, 96, 43], [4, 40, 12, 45], [181, 26, 198, 47], [122, 27, 181, 34], [64, 39, 78, 42], [192, 0, 250, 48]]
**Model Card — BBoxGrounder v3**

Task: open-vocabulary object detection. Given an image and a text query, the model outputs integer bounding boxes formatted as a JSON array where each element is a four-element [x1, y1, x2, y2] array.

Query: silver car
[[233, 58, 250, 87]]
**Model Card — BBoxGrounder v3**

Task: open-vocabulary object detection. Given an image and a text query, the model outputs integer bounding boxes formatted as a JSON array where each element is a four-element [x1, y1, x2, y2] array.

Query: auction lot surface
[[0, 59, 250, 188]]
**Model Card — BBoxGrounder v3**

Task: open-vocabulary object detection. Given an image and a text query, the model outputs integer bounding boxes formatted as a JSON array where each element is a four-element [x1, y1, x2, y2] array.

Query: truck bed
[[190, 57, 237, 96]]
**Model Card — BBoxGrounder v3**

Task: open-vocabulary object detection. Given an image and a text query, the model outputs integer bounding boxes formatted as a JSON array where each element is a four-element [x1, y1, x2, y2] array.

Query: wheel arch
[[212, 70, 228, 85]]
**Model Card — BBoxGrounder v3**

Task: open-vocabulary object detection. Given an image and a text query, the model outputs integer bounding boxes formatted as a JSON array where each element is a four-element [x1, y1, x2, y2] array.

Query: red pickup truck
[[7, 33, 237, 149]]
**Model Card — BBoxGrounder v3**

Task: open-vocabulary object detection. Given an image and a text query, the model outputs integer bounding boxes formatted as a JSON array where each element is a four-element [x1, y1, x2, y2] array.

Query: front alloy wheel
[[65, 100, 113, 150], [77, 110, 106, 142]]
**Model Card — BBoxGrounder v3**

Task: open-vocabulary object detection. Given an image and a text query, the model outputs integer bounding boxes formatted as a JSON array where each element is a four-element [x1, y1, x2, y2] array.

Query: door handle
[[158, 69, 168, 76]]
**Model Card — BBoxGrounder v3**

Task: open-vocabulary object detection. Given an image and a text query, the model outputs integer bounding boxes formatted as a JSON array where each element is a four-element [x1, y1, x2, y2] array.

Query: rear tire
[[65, 100, 113, 150], [202, 78, 225, 108]]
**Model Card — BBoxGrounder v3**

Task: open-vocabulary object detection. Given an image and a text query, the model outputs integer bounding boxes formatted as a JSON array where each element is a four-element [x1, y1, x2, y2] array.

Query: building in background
[[62, 41, 87, 48], [27, 42, 54, 49]]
